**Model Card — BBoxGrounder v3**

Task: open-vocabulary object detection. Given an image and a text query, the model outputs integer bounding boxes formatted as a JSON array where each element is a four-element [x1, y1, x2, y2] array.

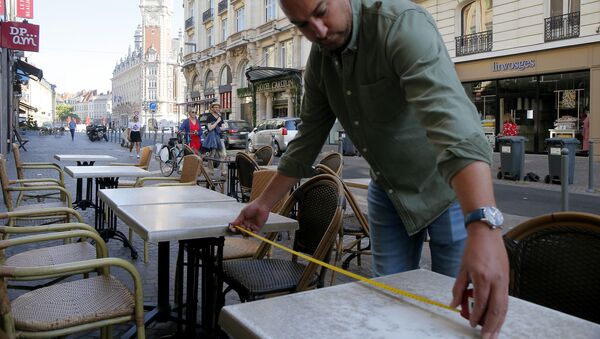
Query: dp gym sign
[[0, 22, 40, 52]]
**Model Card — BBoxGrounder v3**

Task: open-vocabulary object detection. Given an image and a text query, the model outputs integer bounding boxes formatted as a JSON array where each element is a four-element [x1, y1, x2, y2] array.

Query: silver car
[[247, 117, 301, 156]]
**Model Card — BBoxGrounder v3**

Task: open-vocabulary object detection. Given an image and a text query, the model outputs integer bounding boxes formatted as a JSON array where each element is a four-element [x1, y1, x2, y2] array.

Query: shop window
[[455, 0, 493, 57], [220, 65, 232, 86], [545, 0, 580, 41]]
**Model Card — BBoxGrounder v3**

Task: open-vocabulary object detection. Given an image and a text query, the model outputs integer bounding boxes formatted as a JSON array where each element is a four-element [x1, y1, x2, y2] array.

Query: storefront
[[456, 42, 599, 154]]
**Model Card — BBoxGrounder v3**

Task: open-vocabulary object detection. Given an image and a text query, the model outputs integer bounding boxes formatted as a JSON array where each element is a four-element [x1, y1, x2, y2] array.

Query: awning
[[19, 101, 38, 112], [245, 66, 302, 83], [15, 59, 43, 80]]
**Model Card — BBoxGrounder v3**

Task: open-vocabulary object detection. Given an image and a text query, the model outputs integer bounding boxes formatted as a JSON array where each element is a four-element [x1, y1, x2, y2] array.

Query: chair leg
[[144, 241, 149, 263], [101, 325, 113, 339], [129, 228, 133, 242], [329, 233, 344, 285]]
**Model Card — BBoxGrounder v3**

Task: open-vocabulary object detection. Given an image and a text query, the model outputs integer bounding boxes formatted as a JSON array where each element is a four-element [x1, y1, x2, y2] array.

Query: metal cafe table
[[64, 165, 149, 258], [220, 269, 600, 338], [99, 187, 298, 337], [54, 154, 117, 209]]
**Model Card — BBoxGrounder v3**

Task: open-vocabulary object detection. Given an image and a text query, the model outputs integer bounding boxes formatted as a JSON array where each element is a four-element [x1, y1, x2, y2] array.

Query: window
[[148, 80, 157, 88], [205, 70, 215, 90], [206, 26, 214, 48], [263, 45, 275, 67], [265, 0, 276, 22], [550, 0, 580, 16], [206, 0, 213, 9], [221, 18, 228, 42], [280, 39, 293, 68], [235, 7, 245, 32], [148, 67, 157, 76], [461, 0, 492, 36], [220, 65, 232, 86], [238, 60, 248, 88], [149, 90, 156, 100]]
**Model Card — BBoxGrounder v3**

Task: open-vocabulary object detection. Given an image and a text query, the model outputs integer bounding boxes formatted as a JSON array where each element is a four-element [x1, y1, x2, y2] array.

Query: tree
[[56, 104, 80, 122]]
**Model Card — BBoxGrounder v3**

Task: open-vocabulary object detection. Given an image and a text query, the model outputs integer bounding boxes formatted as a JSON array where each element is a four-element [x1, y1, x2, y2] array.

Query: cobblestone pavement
[[2, 131, 598, 338]]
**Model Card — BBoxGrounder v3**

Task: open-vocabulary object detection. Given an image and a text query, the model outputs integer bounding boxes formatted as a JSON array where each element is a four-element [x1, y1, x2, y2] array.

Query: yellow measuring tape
[[234, 226, 460, 314]]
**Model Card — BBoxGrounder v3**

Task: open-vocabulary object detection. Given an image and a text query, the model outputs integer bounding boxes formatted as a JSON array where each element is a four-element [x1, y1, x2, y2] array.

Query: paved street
[[3, 131, 599, 338]]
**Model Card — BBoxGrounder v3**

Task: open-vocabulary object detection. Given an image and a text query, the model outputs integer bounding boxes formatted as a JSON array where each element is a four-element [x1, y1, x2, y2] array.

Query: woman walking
[[179, 109, 201, 154], [127, 115, 142, 158]]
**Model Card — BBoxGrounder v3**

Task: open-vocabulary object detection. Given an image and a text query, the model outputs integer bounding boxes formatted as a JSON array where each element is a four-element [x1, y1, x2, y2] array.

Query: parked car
[[222, 120, 252, 149], [247, 117, 301, 156]]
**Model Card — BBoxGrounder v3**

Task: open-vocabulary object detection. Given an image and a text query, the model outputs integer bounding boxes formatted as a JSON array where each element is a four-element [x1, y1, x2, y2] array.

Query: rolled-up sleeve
[[387, 9, 491, 183]]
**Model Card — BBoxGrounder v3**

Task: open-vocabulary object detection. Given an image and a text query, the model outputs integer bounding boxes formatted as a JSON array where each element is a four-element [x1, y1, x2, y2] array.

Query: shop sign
[[0, 21, 39, 52], [492, 59, 535, 72], [256, 79, 294, 92], [16, 0, 34, 19]]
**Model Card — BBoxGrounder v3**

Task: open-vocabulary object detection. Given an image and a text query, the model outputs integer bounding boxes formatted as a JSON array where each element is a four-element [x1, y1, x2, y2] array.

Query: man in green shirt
[[230, 0, 508, 336]]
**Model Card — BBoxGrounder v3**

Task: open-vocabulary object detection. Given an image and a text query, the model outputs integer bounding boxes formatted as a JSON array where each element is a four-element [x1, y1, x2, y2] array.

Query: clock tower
[[139, 0, 172, 59]]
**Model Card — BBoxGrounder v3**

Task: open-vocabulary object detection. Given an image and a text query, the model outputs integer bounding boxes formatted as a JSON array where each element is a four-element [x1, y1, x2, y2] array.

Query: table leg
[[157, 241, 172, 321], [73, 161, 95, 210]]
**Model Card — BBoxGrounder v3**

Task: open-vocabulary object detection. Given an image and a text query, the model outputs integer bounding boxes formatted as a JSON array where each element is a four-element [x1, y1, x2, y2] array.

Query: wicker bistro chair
[[318, 152, 343, 176], [221, 173, 344, 302], [504, 212, 600, 324], [0, 156, 73, 227], [197, 161, 226, 194], [235, 152, 260, 202], [11, 143, 66, 203], [0, 252, 145, 338], [315, 164, 370, 278], [111, 146, 153, 188], [253, 145, 273, 166]]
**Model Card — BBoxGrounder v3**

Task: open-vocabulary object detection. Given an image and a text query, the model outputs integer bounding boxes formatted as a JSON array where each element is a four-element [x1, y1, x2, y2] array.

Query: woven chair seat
[[5, 242, 97, 267], [223, 259, 309, 295], [223, 237, 261, 260], [13, 201, 67, 212], [11, 275, 135, 331]]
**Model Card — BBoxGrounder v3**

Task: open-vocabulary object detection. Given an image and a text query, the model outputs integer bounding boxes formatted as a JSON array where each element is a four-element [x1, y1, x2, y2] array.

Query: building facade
[[112, 0, 186, 129], [19, 77, 56, 126], [417, 0, 599, 153], [72, 90, 112, 124], [181, 0, 312, 124]]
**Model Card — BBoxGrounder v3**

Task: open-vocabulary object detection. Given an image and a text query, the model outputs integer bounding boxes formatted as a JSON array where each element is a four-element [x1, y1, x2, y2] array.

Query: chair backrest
[[137, 146, 153, 170], [0, 157, 14, 211], [197, 161, 220, 191], [10, 144, 24, 179], [235, 152, 260, 192], [254, 146, 273, 166], [318, 152, 343, 176], [277, 174, 344, 292], [504, 212, 600, 324], [180, 155, 201, 183]]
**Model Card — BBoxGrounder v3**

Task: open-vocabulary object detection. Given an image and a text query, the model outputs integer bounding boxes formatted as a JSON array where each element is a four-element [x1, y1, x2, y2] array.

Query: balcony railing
[[455, 30, 493, 57], [545, 12, 580, 42], [218, 0, 228, 14], [185, 16, 194, 30], [203, 8, 213, 23]]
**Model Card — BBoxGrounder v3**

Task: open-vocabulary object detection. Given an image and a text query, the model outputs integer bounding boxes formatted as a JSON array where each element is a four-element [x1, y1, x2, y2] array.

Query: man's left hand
[[450, 223, 509, 339]]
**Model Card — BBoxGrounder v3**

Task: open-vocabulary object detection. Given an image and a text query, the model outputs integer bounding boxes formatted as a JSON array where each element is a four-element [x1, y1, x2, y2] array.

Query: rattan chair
[[315, 164, 370, 280], [0, 253, 145, 338], [197, 160, 226, 194], [11, 143, 66, 203], [0, 156, 72, 227], [221, 173, 344, 302], [504, 211, 600, 324], [253, 145, 273, 166], [318, 152, 343, 176], [111, 146, 153, 187], [235, 152, 260, 202]]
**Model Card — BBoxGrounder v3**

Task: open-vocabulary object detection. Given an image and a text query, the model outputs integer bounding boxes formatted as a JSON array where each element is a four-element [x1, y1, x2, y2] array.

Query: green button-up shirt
[[278, 0, 491, 235]]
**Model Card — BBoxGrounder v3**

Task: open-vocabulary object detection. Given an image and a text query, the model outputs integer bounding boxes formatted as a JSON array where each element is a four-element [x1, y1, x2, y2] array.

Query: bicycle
[[157, 133, 196, 176]]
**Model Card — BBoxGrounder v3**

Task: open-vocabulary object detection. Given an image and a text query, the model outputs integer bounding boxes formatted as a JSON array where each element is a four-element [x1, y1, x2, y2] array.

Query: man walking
[[230, 0, 508, 337], [68, 119, 76, 141]]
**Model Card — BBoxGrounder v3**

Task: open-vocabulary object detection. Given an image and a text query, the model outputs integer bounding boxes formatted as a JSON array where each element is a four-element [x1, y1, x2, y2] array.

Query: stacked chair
[[318, 152, 343, 176]]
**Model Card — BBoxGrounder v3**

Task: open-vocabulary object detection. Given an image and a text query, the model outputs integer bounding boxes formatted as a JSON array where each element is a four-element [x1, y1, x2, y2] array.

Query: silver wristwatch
[[464, 206, 504, 230]]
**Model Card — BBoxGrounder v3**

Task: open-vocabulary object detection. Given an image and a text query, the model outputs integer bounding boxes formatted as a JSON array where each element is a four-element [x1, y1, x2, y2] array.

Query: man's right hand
[[229, 200, 271, 233]]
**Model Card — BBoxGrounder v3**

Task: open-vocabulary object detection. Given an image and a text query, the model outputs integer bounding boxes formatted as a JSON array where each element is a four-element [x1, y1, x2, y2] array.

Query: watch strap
[[464, 208, 485, 226]]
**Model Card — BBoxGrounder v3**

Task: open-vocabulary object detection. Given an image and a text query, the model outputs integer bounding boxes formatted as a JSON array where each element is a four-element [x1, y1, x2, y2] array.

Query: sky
[[25, 0, 183, 94]]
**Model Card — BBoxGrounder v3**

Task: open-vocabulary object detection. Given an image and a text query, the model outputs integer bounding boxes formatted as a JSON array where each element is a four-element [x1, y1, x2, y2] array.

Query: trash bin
[[338, 130, 357, 156], [496, 136, 527, 181], [544, 137, 580, 184]]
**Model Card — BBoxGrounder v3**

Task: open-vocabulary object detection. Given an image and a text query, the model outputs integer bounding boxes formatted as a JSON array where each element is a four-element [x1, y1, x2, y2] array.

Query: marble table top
[[54, 154, 117, 162], [113, 201, 298, 243], [64, 165, 149, 179], [219, 269, 600, 339], [98, 185, 235, 208]]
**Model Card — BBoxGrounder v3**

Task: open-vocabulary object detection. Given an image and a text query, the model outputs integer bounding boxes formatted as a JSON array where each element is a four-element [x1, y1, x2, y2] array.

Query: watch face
[[483, 207, 504, 226]]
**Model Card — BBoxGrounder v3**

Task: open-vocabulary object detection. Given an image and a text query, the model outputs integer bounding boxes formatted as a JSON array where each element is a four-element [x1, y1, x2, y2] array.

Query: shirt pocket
[[359, 77, 404, 123]]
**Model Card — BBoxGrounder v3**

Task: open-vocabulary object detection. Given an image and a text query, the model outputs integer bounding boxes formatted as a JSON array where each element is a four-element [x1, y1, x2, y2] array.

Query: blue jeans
[[368, 182, 467, 277]]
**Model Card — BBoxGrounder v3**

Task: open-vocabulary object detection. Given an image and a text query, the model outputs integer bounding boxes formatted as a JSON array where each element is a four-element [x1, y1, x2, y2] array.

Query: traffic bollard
[[587, 141, 595, 193], [561, 148, 570, 211]]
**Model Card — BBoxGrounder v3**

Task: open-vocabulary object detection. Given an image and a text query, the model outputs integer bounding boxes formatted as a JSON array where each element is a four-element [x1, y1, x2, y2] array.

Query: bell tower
[[139, 0, 172, 58]]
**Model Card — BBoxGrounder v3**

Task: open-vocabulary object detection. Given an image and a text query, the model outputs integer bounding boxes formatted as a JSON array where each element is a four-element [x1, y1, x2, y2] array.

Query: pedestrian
[[127, 115, 142, 159], [501, 113, 519, 137], [68, 119, 76, 141], [229, 0, 508, 337], [582, 111, 590, 153], [179, 109, 201, 154], [204, 102, 224, 157]]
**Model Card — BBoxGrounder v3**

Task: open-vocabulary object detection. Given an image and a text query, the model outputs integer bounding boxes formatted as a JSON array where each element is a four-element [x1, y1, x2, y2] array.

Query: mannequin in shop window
[[501, 113, 519, 137]]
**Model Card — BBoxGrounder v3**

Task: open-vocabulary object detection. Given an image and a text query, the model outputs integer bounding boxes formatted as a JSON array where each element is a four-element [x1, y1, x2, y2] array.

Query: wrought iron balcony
[[455, 30, 493, 57], [203, 8, 213, 23], [545, 12, 580, 42], [185, 16, 194, 30], [218, 0, 228, 14]]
